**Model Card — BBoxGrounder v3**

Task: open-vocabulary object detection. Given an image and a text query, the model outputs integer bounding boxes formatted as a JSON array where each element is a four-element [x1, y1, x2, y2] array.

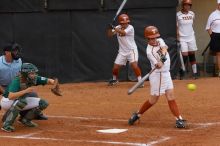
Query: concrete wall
[[177, 0, 217, 62]]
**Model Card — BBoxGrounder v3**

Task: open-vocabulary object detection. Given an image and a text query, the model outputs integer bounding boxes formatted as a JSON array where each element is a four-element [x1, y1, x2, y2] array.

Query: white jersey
[[206, 9, 220, 33], [115, 24, 137, 55], [177, 11, 195, 42], [146, 38, 170, 73]]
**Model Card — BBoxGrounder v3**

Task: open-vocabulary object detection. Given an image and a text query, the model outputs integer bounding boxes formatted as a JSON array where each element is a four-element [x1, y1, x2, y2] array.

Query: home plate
[[97, 129, 128, 134]]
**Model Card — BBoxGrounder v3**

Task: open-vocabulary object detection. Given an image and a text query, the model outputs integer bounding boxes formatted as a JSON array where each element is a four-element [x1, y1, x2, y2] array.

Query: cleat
[[18, 118, 38, 127], [193, 73, 199, 79], [35, 114, 48, 120], [108, 79, 118, 86], [138, 83, 144, 88], [176, 119, 186, 128], [1, 126, 14, 132], [128, 112, 139, 125]]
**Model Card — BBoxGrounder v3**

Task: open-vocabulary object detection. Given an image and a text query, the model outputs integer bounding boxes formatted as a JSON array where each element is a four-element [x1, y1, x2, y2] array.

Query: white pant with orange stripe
[[114, 49, 138, 65], [149, 71, 173, 96]]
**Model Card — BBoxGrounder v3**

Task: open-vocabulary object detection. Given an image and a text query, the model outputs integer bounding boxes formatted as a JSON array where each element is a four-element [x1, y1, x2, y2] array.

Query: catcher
[[0, 63, 62, 132]]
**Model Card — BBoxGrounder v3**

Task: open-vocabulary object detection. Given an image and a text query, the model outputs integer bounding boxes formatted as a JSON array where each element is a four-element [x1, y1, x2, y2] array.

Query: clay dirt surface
[[0, 77, 220, 146]]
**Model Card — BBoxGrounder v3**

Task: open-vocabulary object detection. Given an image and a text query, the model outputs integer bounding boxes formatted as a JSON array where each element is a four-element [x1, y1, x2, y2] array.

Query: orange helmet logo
[[182, 0, 192, 5], [144, 26, 160, 39]]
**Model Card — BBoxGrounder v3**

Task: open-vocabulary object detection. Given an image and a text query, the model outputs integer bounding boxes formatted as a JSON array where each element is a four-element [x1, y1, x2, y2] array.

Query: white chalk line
[[0, 134, 170, 146], [48, 115, 127, 122], [0, 114, 219, 145]]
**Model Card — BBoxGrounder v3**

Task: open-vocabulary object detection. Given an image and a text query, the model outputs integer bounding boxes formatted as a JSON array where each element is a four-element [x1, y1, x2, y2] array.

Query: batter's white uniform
[[146, 38, 173, 96], [114, 24, 138, 65], [177, 11, 198, 52]]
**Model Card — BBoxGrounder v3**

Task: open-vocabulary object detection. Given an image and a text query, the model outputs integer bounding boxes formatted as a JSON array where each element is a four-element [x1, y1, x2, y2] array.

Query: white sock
[[113, 75, 117, 80], [192, 64, 197, 73], [137, 76, 142, 81]]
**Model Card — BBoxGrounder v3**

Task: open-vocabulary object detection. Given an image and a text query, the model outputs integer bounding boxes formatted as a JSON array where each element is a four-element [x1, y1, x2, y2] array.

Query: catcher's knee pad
[[39, 99, 49, 110], [188, 54, 196, 64], [16, 98, 28, 110], [149, 96, 159, 105]]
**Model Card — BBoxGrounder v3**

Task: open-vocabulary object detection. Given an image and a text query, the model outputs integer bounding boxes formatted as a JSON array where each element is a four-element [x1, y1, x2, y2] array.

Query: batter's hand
[[155, 62, 163, 69], [51, 78, 62, 96]]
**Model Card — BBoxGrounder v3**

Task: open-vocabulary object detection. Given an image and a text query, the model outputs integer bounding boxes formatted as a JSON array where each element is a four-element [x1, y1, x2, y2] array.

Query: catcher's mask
[[21, 63, 38, 85], [3, 43, 22, 60]]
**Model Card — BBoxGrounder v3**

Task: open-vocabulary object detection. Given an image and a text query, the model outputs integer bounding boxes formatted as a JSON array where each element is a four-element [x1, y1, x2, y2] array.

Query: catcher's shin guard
[[176, 119, 186, 128], [128, 112, 139, 125], [2, 99, 27, 131]]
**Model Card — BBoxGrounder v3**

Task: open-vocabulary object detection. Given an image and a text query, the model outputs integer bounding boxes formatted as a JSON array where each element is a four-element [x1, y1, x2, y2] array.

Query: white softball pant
[[0, 96, 40, 111], [149, 71, 174, 96], [114, 49, 138, 65], [180, 37, 198, 53]]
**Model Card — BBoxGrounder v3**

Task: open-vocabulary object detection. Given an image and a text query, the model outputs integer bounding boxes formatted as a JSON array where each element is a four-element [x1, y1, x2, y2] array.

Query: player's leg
[[188, 51, 198, 79], [19, 97, 49, 127], [188, 38, 198, 79], [1, 97, 16, 122], [109, 53, 125, 85], [179, 41, 189, 79], [165, 89, 186, 128], [1, 99, 27, 132], [108, 63, 121, 85], [128, 95, 159, 125], [128, 49, 142, 82], [128, 72, 160, 125], [21, 92, 48, 120], [216, 52, 220, 77]]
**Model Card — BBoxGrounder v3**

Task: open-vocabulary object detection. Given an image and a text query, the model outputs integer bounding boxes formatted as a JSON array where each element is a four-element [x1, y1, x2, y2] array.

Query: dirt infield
[[0, 77, 220, 146]]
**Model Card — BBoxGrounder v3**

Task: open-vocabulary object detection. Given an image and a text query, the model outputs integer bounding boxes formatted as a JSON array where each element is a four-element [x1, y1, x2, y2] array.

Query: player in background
[[176, 0, 199, 79], [107, 14, 143, 86], [128, 26, 186, 128], [206, 0, 220, 77]]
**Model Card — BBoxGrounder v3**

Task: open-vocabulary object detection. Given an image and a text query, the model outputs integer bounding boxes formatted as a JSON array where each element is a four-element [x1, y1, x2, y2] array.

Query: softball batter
[[107, 14, 142, 86], [177, 0, 198, 79], [128, 26, 186, 128]]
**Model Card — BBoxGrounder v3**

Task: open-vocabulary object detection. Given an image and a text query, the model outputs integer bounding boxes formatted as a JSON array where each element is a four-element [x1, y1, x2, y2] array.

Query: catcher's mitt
[[51, 78, 62, 96]]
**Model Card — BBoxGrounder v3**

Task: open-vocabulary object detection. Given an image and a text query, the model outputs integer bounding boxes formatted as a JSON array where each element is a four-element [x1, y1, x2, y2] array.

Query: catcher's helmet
[[118, 14, 130, 24], [182, 0, 192, 5], [144, 26, 160, 39], [21, 63, 38, 76]]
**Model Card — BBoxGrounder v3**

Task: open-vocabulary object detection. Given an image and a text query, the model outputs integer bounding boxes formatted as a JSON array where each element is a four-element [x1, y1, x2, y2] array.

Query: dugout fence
[[0, 0, 179, 82]]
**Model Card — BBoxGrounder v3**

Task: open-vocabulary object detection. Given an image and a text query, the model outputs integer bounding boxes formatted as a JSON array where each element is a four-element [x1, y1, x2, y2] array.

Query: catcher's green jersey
[[3, 76, 48, 98]]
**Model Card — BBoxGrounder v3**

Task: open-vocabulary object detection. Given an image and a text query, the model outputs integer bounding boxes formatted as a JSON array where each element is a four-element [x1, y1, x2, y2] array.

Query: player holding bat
[[107, 14, 143, 86], [128, 26, 186, 128]]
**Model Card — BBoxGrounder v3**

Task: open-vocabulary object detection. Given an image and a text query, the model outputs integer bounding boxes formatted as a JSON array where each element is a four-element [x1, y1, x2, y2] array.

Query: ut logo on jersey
[[182, 16, 193, 20]]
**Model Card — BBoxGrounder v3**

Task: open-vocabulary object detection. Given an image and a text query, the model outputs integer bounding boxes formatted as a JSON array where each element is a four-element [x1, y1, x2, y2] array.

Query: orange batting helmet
[[182, 0, 192, 5], [118, 14, 130, 24], [144, 26, 160, 39]]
